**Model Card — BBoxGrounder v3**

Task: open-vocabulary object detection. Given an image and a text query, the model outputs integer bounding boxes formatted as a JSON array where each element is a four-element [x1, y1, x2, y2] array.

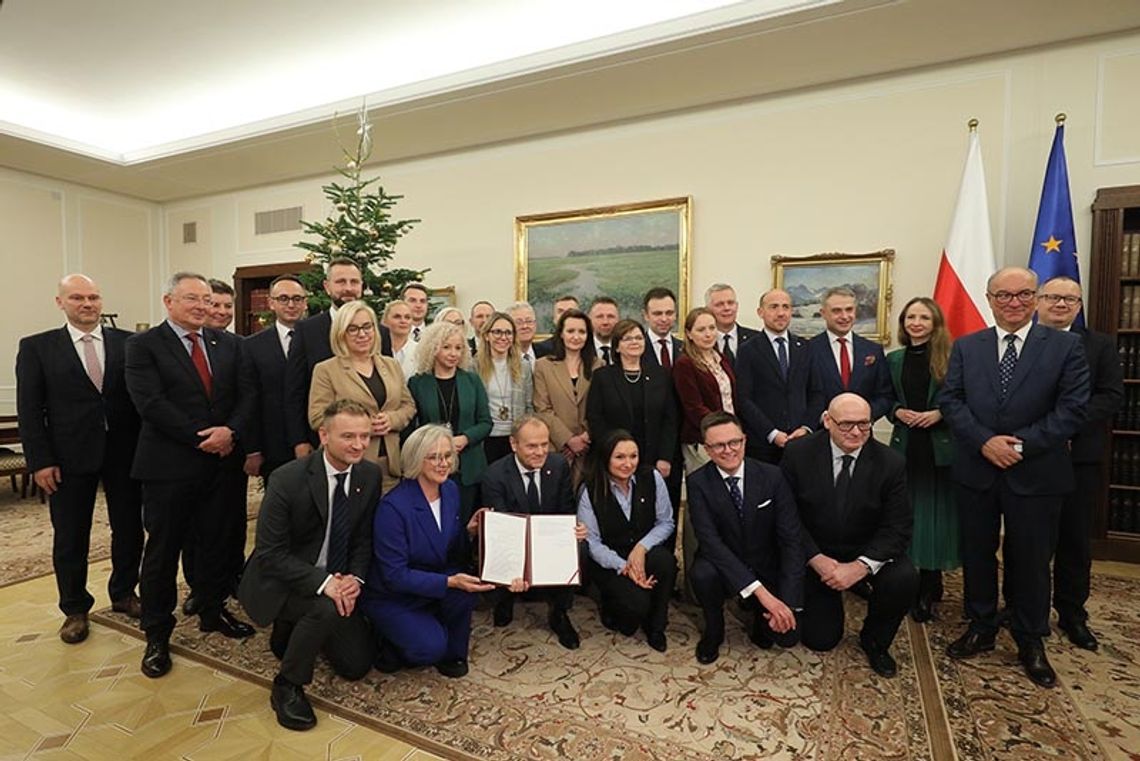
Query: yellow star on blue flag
[[1027, 122, 1082, 327]]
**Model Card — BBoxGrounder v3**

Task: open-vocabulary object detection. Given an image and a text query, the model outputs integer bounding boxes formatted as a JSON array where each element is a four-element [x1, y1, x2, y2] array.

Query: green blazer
[[886, 348, 954, 467], [406, 370, 492, 485]]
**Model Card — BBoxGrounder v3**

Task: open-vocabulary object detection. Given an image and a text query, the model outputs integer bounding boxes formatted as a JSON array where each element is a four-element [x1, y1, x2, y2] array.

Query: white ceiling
[[1, 0, 1139, 202]]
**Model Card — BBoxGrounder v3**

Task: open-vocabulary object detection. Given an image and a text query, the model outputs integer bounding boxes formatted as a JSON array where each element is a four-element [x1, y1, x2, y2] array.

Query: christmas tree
[[294, 103, 425, 315]]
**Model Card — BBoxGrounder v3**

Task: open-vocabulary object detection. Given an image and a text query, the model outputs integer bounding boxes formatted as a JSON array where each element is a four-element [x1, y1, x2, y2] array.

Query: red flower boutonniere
[[863, 355, 876, 367]]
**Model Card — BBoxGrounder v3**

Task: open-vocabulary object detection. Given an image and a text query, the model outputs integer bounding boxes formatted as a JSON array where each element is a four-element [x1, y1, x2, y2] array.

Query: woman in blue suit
[[362, 425, 494, 678]]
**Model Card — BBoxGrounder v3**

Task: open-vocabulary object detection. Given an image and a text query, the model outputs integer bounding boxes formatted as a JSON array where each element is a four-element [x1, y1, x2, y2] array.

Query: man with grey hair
[[704, 283, 759, 367], [126, 271, 256, 679], [507, 301, 539, 365], [806, 286, 892, 423], [17, 273, 144, 644], [940, 266, 1089, 687]]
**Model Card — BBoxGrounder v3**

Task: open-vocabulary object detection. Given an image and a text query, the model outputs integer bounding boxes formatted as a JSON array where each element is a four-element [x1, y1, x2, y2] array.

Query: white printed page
[[480, 511, 528, 585], [527, 514, 580, 587]]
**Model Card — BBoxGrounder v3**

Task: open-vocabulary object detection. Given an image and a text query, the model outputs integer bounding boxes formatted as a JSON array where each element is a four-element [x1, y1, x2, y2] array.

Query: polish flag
[[933, 129, 996, 338]]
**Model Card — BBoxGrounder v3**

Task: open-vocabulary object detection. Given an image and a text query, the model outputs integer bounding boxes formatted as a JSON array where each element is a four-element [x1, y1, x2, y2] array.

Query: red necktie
[[658, 338, 671, 369], [187, 332, 213, 396], [837, 336, 851, 389]]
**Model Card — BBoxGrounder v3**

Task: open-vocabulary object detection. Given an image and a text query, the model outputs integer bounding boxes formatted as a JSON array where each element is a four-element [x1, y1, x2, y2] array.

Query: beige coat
[[308, 355, 416, 477], [532, 356, 598, 449]]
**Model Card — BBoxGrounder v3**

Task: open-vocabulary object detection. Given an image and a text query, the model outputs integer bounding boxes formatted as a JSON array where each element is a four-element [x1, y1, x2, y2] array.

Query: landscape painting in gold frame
[[771, 249, 895, 345]]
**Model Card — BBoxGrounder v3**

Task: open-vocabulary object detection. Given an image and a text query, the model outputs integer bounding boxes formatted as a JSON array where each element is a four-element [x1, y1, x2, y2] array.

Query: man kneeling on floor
[[781, 393, 917, 678], [687, 412, 802, 664], [238, 399, 380, 731]]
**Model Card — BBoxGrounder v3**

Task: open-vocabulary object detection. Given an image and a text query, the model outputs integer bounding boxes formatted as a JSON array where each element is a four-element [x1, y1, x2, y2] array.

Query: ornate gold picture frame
[[771, 249, 895, 344], [515, 197, 692, 335]]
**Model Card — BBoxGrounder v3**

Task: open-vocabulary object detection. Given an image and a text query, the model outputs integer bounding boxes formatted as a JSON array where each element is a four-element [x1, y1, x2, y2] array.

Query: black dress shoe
[[492, 599, 514, 627], [374, 638, 403, 674], [860, 635, 898, 678], [270, 620, 294, 660], [141, 639, 172, 678], [1059, 620, 1099, 651], [1018, 642, 1057, 688], [600, 610, 620, 633], [646, 631, 667, 652], [182, 595, 200, 616], [749, 615, 774, 650], [199, 607, 255, 639], [549, 611, 580, 650], [695, 637, 720, 665], [271, 675, 317, 731], [909, 595, 935, 623], [947, 630, 996, 660], [435, 658, 469, 678]]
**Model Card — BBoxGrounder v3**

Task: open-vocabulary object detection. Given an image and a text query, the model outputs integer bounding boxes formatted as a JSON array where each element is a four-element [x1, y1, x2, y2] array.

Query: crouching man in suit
[[687, 412, 802, 665], [479, 415, 587, 650], [781, 393, 917, 678], [238, 400, 380, 731]]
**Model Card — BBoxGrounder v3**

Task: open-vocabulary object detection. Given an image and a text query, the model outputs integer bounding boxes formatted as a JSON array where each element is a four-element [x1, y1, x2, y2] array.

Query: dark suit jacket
[[17, 325, 140, 474], [237, 452, 380, 626], [482, 453, 575, 516], [736, 331, 812, 460], [687, 458, 804, 607], [533, 337, 555, 359], [939, 324, 1089, 495], [781, 431, 912, 564], [242, 326, 292, 469], [363, 478, 468, 608], [125, 322, 253, 481], [672, 353, 736, 444], [806, 331, 892, 423], [284, 310, 393, 448], [737, 325, 761, 345], [642, 334, 683, 371], [405, 370, 492, 486], [1068, 326, 1123, 464], [885, 348, 954, 467], [586, 364, 678, 465]]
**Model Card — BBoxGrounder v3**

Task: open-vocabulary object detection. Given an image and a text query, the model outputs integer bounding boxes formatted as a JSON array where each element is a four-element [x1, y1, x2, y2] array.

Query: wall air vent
[[254, 206, 303, 235], [182, 221, 197, 244]]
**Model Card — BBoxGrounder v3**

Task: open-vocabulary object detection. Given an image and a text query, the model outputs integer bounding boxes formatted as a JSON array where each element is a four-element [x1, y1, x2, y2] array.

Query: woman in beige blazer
[[308, 300, 416, 486], [532, 309, 600, 483]]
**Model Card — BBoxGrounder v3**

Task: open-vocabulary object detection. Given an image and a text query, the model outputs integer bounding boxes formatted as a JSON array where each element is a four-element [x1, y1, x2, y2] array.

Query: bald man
[[17, 274, 144, 644], [781, 393, 916, 678]]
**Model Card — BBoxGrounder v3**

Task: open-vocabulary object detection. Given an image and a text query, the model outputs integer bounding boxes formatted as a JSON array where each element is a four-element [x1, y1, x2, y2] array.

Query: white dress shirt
[[995, 323, 1033, 362], [316, 454, 355, 594], [66, 322, 104, 372], [827, 440, 884, 574], [275, 320, 295, 357]]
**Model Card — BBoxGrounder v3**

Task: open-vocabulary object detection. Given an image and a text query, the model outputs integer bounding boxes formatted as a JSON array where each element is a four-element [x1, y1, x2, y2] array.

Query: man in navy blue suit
[[736, 288, 814, 463], [806, 286, 892, 424], [704, 283, 759, 368], [940, 267, 1089, 688], [687, 412, 802, 664]]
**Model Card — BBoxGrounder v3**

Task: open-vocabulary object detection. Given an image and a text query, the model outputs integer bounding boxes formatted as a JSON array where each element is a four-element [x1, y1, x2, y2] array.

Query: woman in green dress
[[887, 297, 959, 622]]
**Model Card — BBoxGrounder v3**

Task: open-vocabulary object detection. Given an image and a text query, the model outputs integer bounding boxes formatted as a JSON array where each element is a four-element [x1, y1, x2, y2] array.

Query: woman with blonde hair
[[887, 296, 957, 622], [673, 307, 737, 474], [308, 300, 416, 490], [405, 320, 492, 521], [474, 311, 534, 463]]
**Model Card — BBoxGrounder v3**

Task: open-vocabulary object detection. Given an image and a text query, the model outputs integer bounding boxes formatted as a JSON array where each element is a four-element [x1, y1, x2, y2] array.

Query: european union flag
[[1027, 120, 1083, 327]]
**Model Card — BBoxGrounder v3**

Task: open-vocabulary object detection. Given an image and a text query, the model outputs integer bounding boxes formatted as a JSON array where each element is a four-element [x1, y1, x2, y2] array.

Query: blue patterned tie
[[725, 476, 744, 517], [327, 472, 351, 574], [999, 334, 1018, 398], [775, 336, 789, 379]]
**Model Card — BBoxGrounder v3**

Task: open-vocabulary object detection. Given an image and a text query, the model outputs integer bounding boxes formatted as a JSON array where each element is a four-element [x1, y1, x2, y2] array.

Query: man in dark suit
[[737, 288, 814, 463], [806, 287, 892, 424], [704, 283, 759, 367], [243, 274, 308, 482], [940, 267, 1089, 687], [125, 271, 256, 679], [782, 393, 917, 678], [479, 415, 587, 649], [16, 274, 144, 644], [284, 258, 391, 456], [687, 412, 802, 664], [1034, 276, 1122, 651], [532, 295, 578, 358], [641, 286, 684, 520], [588, 297, 621, 365], [468, 300, 495, 356], [238, 400, 379, 731]]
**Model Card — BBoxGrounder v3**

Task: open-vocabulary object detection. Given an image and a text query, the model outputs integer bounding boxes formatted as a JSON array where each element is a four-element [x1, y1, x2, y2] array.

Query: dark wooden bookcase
[[1088, 184, 1140, 562], [232, 262, 313, 336]]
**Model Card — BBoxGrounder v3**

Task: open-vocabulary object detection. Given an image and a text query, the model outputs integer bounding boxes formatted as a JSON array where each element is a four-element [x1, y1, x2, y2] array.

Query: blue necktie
[[725, 476, 744, 517], [775, 336, 789, 378], [327, 472, 351, 573], [999, 334, 1018, 397]]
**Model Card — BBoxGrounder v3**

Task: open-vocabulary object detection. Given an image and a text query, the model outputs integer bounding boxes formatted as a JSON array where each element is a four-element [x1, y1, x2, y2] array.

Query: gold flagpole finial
[[1055, 112, 1067, 125], [967, 118, 979, 132]]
